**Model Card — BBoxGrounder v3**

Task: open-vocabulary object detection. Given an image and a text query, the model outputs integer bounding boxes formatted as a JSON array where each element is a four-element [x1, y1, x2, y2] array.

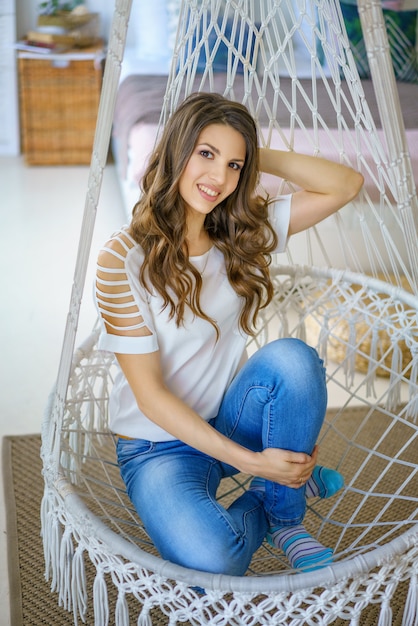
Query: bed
[[111, 67, 418, 271]]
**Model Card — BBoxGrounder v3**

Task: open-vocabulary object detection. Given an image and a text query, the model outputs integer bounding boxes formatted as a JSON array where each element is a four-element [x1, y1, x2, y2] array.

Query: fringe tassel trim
[[41, 490, 63, 595], [115, 589, 130, 626], [378, 599, 393, 626], [317, 313, 330, 362], [59, 525, 74, 611], [407, 349, 418, 421], [387, 335, 403, 411], [93, 567, 109, 626], [345, 317, 357, 388], [403, 572, 418, 626], [137, 607, 152, 626], [72, 545, 88, 625], [366, 325, 379, 397]]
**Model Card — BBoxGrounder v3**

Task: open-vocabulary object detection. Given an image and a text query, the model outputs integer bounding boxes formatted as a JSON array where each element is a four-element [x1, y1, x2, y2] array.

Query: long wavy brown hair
[[129, 92, 278, 337]]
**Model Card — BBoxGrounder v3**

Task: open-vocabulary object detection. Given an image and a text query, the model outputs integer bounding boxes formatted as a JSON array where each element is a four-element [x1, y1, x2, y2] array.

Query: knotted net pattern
[[41, 0, 418, 624]]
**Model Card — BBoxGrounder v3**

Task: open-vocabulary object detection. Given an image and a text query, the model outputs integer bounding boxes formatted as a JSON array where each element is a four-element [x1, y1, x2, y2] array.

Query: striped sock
[[305, 466, 344, 499], [267, 524, 333, 571], [249, 476, 265, 492]]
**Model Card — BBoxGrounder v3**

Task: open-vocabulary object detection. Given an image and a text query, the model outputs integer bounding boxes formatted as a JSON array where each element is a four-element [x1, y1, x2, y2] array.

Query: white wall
[[0, 0, 19, 154]]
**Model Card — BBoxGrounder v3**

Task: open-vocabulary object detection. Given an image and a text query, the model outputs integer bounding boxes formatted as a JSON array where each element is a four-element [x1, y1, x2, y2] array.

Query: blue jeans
[[116, 338, 327, 575]]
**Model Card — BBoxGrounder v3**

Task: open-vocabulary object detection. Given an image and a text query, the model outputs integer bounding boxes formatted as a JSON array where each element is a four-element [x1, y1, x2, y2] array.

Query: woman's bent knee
[[252, 338, 325, 386], [262, 337, 321, 364], [160, 532, 252, 576]]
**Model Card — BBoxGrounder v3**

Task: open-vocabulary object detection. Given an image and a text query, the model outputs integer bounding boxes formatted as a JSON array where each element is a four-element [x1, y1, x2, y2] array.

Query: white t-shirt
[[96, 195, 291, 441]]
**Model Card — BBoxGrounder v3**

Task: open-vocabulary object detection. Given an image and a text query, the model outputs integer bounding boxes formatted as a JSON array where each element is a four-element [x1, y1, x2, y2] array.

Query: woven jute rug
[[3, 433, 411, 626]]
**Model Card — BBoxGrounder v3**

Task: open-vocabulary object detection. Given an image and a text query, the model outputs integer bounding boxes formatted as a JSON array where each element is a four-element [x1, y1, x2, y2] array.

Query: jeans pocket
[[116, 438, 155, 467]]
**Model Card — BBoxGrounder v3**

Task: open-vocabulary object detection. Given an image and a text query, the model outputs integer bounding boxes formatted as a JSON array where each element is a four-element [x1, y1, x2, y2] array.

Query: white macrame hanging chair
[[41, 0, 418, 624]]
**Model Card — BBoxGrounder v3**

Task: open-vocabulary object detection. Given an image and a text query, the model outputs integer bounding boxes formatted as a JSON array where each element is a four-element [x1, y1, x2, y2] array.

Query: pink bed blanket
[[112, 74, 418, 203]]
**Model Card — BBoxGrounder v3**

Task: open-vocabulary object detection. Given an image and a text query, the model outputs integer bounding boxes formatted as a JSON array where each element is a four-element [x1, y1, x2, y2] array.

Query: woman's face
[[178, 123, 246, 221]]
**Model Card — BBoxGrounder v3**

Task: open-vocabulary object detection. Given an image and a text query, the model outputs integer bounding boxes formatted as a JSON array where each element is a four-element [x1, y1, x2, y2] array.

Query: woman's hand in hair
[[259, 148, 364, 234]]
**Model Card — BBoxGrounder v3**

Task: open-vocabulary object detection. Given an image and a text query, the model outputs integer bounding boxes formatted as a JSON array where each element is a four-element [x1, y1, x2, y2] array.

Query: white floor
[[0, 156, 125, 626]]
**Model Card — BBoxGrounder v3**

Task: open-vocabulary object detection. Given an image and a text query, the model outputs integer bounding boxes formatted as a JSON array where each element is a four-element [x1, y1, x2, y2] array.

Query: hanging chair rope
[[356, 0, 418, 288], [41, 0, 418, 624], [43, 0, 133, 467]]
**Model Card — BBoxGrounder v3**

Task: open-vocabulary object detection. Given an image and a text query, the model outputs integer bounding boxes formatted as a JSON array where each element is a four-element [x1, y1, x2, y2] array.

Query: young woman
[[95, 92, 363, 576]]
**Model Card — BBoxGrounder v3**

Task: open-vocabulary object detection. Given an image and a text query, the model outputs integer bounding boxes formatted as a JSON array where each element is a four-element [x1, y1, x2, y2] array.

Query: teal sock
[[267, 524, 333, 571], [305, 466, 344, 499], [250, 467, 343, 499]]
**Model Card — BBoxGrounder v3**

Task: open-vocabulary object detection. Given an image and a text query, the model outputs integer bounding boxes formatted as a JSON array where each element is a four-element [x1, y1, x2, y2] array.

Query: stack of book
[[16, 10, 100, 55], [15, 38, 71, 55]]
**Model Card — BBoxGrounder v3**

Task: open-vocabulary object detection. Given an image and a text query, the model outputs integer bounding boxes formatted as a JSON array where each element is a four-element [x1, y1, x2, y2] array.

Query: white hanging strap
[[48, 0, 133, 459], [357, 0, 418, 290]]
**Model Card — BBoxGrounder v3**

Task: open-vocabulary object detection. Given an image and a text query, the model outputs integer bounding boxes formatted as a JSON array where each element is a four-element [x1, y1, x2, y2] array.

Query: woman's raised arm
[[259, 148, 364, 235]]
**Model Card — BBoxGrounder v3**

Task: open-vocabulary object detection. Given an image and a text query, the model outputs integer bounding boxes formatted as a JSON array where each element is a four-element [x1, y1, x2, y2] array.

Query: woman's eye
[[229, 162, 241, 171], [200, 149, 213, 159]]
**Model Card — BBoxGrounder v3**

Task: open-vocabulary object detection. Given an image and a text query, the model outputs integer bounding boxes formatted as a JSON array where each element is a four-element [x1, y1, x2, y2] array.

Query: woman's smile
[[197, 183, 220, 200]]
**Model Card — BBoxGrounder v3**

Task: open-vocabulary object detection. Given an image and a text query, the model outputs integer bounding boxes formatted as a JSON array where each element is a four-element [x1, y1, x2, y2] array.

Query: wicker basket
[[18, 50, 103, 165], [305, 274, 413, 378]]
